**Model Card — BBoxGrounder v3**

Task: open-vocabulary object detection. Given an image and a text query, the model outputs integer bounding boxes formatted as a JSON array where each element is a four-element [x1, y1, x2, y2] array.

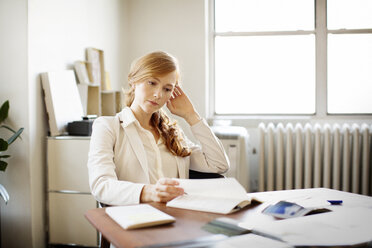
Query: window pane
[[215, 0, 314, 32], [215, 35, 315, 114], [328, 0, 372, 29], [328, 34, 372, 114]]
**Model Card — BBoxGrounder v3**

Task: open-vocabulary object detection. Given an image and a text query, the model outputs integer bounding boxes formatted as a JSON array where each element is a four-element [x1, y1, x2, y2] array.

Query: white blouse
[[133, 120, 179, 183]]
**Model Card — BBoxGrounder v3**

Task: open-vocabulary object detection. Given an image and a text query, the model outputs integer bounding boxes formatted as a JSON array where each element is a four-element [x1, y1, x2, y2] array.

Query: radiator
[[258, 123, 372, 196]]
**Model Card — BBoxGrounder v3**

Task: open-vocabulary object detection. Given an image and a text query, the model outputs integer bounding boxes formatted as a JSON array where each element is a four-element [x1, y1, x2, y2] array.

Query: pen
[[327, 200, 343, 205]]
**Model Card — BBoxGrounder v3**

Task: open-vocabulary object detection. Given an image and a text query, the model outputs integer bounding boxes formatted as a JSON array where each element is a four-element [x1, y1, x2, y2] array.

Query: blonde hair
[[125, 51, 191, 157]]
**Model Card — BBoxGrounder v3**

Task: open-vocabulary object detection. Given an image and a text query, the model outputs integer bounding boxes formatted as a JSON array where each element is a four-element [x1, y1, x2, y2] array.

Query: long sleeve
[[87, 117, 145, 206], [186, 119, 230, 173]]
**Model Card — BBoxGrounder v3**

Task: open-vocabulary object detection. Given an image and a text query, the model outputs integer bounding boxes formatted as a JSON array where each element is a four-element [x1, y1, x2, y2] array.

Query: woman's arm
[[167, 86, 230, 173], [187, 120, 230, 173], [88, 117, 145, 205]]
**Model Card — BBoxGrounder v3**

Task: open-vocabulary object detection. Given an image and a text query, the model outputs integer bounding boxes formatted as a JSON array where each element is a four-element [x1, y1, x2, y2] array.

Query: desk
[[85, 202, 265, 248], [85, 188, 372, 248]]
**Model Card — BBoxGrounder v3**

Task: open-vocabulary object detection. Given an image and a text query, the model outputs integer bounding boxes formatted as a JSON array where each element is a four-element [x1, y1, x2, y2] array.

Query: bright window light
[[215, 0, 314, 32], [328, 0, 372, 30], [328, 34, 372, 114], [215, 35, 315, 114]]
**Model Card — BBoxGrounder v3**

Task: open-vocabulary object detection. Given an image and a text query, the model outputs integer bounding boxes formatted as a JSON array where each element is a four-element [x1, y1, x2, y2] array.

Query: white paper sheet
[[247, 207, 372, 246], [248, 188, 372, 208], [213, 234, 292, 248]]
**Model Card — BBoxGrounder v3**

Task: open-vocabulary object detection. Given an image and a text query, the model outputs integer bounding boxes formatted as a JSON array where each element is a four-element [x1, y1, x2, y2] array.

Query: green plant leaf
[[0, 160, 8, 172], [0, 183, 9, 204], [1, 124, 17, 134], [0, 138, 8, 151], [7, 127, 24, 145], [0, 155, 10, 158], [0, 100, 9, 123]]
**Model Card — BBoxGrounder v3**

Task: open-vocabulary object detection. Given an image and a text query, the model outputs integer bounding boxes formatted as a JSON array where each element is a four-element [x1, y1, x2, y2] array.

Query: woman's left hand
[[166, 85, 201, 125]]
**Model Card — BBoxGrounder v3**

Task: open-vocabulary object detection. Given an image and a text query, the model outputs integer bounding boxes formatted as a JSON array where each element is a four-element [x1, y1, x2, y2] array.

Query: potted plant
[[0, 100, 24, 204]]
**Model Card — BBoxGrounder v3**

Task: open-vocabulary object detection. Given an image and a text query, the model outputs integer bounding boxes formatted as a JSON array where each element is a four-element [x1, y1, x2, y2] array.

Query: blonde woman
[[88, 51, 229, 206]]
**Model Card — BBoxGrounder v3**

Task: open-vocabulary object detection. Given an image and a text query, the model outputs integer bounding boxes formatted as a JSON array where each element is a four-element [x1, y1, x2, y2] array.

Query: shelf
[[101, 90, 122, 116]]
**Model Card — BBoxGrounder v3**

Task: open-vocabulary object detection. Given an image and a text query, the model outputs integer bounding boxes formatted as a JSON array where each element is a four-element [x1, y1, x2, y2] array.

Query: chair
[[98, 202, 111, 248], [189, 169, 224, 179]]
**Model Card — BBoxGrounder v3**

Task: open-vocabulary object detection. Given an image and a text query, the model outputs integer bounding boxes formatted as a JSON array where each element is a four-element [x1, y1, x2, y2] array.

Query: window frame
[[207, 0, 372, 121]]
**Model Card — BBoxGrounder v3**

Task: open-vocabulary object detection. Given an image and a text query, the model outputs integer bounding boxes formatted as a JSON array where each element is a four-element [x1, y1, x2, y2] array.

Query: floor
[[48, 245, 98, 248]]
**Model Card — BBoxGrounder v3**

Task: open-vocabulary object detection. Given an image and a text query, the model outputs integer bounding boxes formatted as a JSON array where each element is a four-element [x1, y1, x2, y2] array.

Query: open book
[[166, 178, 251, 214], [106, 204, 175, 230]]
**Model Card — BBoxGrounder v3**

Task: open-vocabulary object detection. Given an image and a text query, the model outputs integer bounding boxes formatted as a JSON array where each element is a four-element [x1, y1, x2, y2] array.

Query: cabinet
[[211, 126, 250, 191], [47, 136, 98, 247]]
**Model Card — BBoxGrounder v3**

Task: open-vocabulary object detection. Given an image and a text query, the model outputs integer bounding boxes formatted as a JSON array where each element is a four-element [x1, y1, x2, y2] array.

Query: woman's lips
[[148, 100, 159, 106]]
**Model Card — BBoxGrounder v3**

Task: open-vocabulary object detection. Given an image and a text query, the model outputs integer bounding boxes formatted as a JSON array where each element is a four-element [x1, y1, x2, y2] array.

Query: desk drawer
[[48, 192, 98, 246], [47, 138, 90, 192]]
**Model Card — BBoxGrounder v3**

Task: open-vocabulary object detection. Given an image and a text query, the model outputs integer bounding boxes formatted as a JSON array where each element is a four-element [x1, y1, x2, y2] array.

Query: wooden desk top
[[85, 201, 265, 248], [85, 188, 372, 248]]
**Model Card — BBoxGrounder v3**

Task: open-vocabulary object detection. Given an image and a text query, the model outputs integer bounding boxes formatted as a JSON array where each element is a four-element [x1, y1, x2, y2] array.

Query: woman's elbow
[[89, 178, 108, 203]]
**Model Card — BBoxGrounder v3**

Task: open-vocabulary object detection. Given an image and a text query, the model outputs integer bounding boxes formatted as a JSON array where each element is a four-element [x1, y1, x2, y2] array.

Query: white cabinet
[[47, 136, 98, 247], [212, 126, 250, 192]]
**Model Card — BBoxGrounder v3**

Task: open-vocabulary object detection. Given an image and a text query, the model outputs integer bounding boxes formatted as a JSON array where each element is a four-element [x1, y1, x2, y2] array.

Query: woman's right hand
[[140, 178, 184, 203]]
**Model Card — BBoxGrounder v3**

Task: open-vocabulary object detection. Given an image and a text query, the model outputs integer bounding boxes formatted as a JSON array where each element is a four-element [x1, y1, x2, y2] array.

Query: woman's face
[[131, 71, 177, 114]]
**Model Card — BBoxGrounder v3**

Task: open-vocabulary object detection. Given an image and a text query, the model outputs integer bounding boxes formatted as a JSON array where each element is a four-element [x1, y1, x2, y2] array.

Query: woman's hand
[[140, 178, 185, 203], [166, 85, 201, 126]]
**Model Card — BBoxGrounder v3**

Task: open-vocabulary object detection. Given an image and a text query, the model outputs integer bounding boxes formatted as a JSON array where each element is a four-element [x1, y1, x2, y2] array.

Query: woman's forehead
[[151, 71, 177, 85]]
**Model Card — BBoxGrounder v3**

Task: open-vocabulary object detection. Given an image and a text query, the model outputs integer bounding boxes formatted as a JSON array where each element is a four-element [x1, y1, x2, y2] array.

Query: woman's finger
[[153, 187, 183, 202], [174, 86, 182, 96], [156, 184, 184, 195], [158, 178, 179, 186], [176, 85, 186, 95], [153, 192, 179, 203]]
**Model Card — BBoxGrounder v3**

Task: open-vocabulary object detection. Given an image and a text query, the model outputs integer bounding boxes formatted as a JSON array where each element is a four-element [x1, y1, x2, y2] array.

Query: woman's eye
[[148, 81, 156, 85], [165, 88, 172, 92]]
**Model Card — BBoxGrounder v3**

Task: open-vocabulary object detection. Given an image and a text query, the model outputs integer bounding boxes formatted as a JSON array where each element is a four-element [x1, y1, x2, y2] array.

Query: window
[[211, 0, 372, 115], [327, 0, 372, 114]]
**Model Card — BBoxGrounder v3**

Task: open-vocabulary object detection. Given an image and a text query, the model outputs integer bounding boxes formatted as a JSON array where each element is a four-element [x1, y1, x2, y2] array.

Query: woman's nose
[[153, 89, 162, 98]]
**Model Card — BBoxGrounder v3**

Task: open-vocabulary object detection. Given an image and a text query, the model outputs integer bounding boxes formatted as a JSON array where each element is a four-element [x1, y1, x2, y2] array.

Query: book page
[[167, 194, 248, 214], [167, 178, 251, 214], [176, 178, 249, 199]]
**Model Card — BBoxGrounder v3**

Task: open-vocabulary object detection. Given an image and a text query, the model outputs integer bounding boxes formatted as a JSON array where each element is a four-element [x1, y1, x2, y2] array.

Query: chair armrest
[[189, 170, 225, 179]]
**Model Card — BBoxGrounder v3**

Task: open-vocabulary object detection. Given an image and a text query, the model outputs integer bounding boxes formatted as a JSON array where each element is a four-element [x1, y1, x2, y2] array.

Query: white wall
[[28, 1, 128, 247], [0, 0, 129, 247], [126, 0, 207, 137], [0, 0, 32, 247]]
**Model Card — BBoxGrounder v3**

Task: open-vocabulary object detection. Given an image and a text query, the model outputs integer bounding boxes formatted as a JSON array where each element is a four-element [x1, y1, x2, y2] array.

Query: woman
[[88, 51, 229, 206]]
